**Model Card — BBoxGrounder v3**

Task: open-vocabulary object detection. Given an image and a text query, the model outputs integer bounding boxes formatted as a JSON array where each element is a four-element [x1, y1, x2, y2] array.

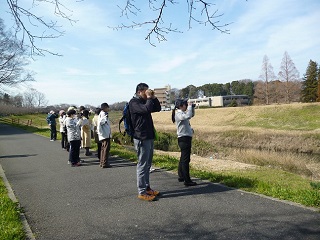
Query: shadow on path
[[0, 154, 38, 159]]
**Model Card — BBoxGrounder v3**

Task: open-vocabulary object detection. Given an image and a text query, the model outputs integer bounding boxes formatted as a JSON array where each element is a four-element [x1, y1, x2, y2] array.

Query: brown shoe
[[146, 188, 160, 196], [138, 194, 156, 201]]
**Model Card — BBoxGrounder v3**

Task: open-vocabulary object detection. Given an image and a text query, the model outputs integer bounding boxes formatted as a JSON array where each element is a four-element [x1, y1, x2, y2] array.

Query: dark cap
[[175, 99, 188, 108]]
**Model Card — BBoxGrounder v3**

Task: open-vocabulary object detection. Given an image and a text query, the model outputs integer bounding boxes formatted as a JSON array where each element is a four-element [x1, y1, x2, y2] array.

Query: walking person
[[46, 110, 58, 141], [58, 110, 68, 150], [172, 99, 197, 186], [97, 103, 112, 168], [65, 109, 82, 167], [129, 83, 161, 201], [92, 108, 102, 160], [79, 109, 92, 156]]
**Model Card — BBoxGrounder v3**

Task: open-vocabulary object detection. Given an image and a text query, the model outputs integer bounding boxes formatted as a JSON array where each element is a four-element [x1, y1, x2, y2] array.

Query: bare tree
[[23, 90, 36, 108], [259, 55, 275, 105], [4, 1, 231, 55], [268, 80, 285, 104], [34, 90, 48, 107], [12, 94, 23, 107], [278, 51, 300, 103], [253, 80, 266, 105], [0, 18, 34, 88]]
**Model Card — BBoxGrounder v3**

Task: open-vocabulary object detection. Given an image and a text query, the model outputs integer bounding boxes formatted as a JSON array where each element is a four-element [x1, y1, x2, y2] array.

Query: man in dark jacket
[[129, 83, 161, 201], [46, 110, 59, 141]]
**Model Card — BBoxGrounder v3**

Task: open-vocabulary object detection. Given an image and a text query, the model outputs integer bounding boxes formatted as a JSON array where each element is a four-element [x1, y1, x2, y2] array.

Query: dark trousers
[[50, 124, 57, 140], [100, 138, 110, 167], [178, 136, 192, 182], [69, 140, 81, 164], [61, 132, 68, 149], [97, 142, 102, 159]]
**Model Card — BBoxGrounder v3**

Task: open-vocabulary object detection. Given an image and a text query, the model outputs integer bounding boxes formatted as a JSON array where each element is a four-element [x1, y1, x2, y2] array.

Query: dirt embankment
[[152, 105, 320, 155], [154, 150, 258, 172]]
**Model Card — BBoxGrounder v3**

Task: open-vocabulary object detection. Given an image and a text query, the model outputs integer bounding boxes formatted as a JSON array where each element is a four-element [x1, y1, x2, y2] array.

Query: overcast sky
[[1, 0, 319, 107]]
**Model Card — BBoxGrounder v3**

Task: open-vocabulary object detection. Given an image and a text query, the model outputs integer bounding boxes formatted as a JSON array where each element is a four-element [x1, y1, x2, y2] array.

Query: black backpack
[[118, 102, 134, 138]]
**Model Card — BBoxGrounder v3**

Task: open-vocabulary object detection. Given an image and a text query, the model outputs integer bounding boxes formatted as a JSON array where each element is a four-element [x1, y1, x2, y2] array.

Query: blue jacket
[[46, 113, 58, 125]]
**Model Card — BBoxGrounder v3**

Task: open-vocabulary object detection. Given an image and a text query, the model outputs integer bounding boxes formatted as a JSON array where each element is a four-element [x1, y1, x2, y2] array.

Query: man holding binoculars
[[129, 83, 162, 201]]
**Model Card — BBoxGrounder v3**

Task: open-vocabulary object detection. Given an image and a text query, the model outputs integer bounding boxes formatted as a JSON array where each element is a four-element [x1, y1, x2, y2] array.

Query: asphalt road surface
[[0, 123, 320, 240]]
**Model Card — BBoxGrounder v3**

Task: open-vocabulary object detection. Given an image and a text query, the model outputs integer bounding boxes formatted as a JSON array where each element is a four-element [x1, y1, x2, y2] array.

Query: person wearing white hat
[[46, 110, 59, 141]]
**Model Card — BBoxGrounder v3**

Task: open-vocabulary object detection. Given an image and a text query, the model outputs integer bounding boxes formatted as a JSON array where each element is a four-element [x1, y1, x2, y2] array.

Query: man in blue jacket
[[46, 110, 58, 141], [129, 83, 161, 201]]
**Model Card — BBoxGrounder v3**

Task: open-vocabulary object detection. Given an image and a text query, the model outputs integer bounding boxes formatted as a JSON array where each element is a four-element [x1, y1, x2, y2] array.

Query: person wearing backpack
[[129, 83, 161, 201], [171, 99, 197, 186], [46, 110, 59, 141], [97, 103, 112, 168]]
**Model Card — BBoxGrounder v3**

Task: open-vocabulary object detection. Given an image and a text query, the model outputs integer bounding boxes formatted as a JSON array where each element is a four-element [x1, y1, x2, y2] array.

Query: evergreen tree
[[230, 79, 254, 97], [301, 60, 318, 102]]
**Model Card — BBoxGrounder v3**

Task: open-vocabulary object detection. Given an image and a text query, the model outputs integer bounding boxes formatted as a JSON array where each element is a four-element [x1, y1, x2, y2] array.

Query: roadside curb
[[0, 164, 36, 240]]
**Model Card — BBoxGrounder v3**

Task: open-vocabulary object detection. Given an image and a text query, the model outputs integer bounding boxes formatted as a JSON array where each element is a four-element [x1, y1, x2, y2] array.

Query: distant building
[[188, 95, 250, 107], [154, 85, 171, 110]]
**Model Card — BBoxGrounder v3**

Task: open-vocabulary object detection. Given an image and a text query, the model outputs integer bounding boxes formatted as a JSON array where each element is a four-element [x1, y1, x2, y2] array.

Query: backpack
[[118, 102, 134, 138]]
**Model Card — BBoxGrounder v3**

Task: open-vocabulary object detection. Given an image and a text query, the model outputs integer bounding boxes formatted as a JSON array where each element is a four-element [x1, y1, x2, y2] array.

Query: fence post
[[30, 119, 32, 126]]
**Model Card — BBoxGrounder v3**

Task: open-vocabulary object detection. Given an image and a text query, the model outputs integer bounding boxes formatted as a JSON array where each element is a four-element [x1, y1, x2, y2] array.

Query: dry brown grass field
[[151, 102, 320, 180]]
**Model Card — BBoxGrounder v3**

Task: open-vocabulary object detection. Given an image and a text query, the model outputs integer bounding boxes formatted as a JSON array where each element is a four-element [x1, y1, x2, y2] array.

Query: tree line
[[173, 55, 319, 106]]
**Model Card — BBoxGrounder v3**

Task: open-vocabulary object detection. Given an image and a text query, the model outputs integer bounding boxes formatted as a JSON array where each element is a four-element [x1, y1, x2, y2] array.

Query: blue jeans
[[134, 139, 154, 195]]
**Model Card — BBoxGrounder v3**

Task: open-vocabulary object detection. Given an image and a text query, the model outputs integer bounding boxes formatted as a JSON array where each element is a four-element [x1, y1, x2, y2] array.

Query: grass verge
[[0, 180, 25, 240]]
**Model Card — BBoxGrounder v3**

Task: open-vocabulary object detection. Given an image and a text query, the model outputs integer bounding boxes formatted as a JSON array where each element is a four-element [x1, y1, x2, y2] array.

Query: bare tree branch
[[6, 0, 77, 56], [4, 1, 233, 54], [110, 0, 231, 46]]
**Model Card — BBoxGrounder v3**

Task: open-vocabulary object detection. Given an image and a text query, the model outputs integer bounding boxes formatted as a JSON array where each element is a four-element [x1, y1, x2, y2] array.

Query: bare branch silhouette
[[110, 0, 231, 46], [6, 0, 77, 56]]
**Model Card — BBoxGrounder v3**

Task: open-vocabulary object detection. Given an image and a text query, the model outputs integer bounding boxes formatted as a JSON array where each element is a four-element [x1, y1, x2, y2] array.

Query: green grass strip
[[0, 181, 25, 240]]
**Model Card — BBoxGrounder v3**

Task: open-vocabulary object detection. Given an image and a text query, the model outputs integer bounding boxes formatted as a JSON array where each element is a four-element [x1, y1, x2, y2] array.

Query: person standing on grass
[[97, 103, 112, 168], [46, 110, 58, 141], [92, 108, 102, 160], [58, 110, 68, 150], [65, 109, 82, 167], [171, 99, 197, 186], [129, 83, 161, 201], [79, 109, 92, 156]]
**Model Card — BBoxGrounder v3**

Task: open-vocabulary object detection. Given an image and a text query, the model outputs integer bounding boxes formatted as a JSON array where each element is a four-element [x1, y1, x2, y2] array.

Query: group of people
[[47, 104, 112, 168], [46, 82, 197, 201]]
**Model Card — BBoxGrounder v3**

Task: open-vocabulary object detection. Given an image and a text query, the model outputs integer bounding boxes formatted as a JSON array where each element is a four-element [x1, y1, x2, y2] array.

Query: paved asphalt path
[[0, 123, 320, 240]]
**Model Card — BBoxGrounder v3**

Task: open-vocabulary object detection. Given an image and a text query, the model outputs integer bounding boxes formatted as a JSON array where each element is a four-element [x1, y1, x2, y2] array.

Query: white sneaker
[[150, 167, 155, 173]]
